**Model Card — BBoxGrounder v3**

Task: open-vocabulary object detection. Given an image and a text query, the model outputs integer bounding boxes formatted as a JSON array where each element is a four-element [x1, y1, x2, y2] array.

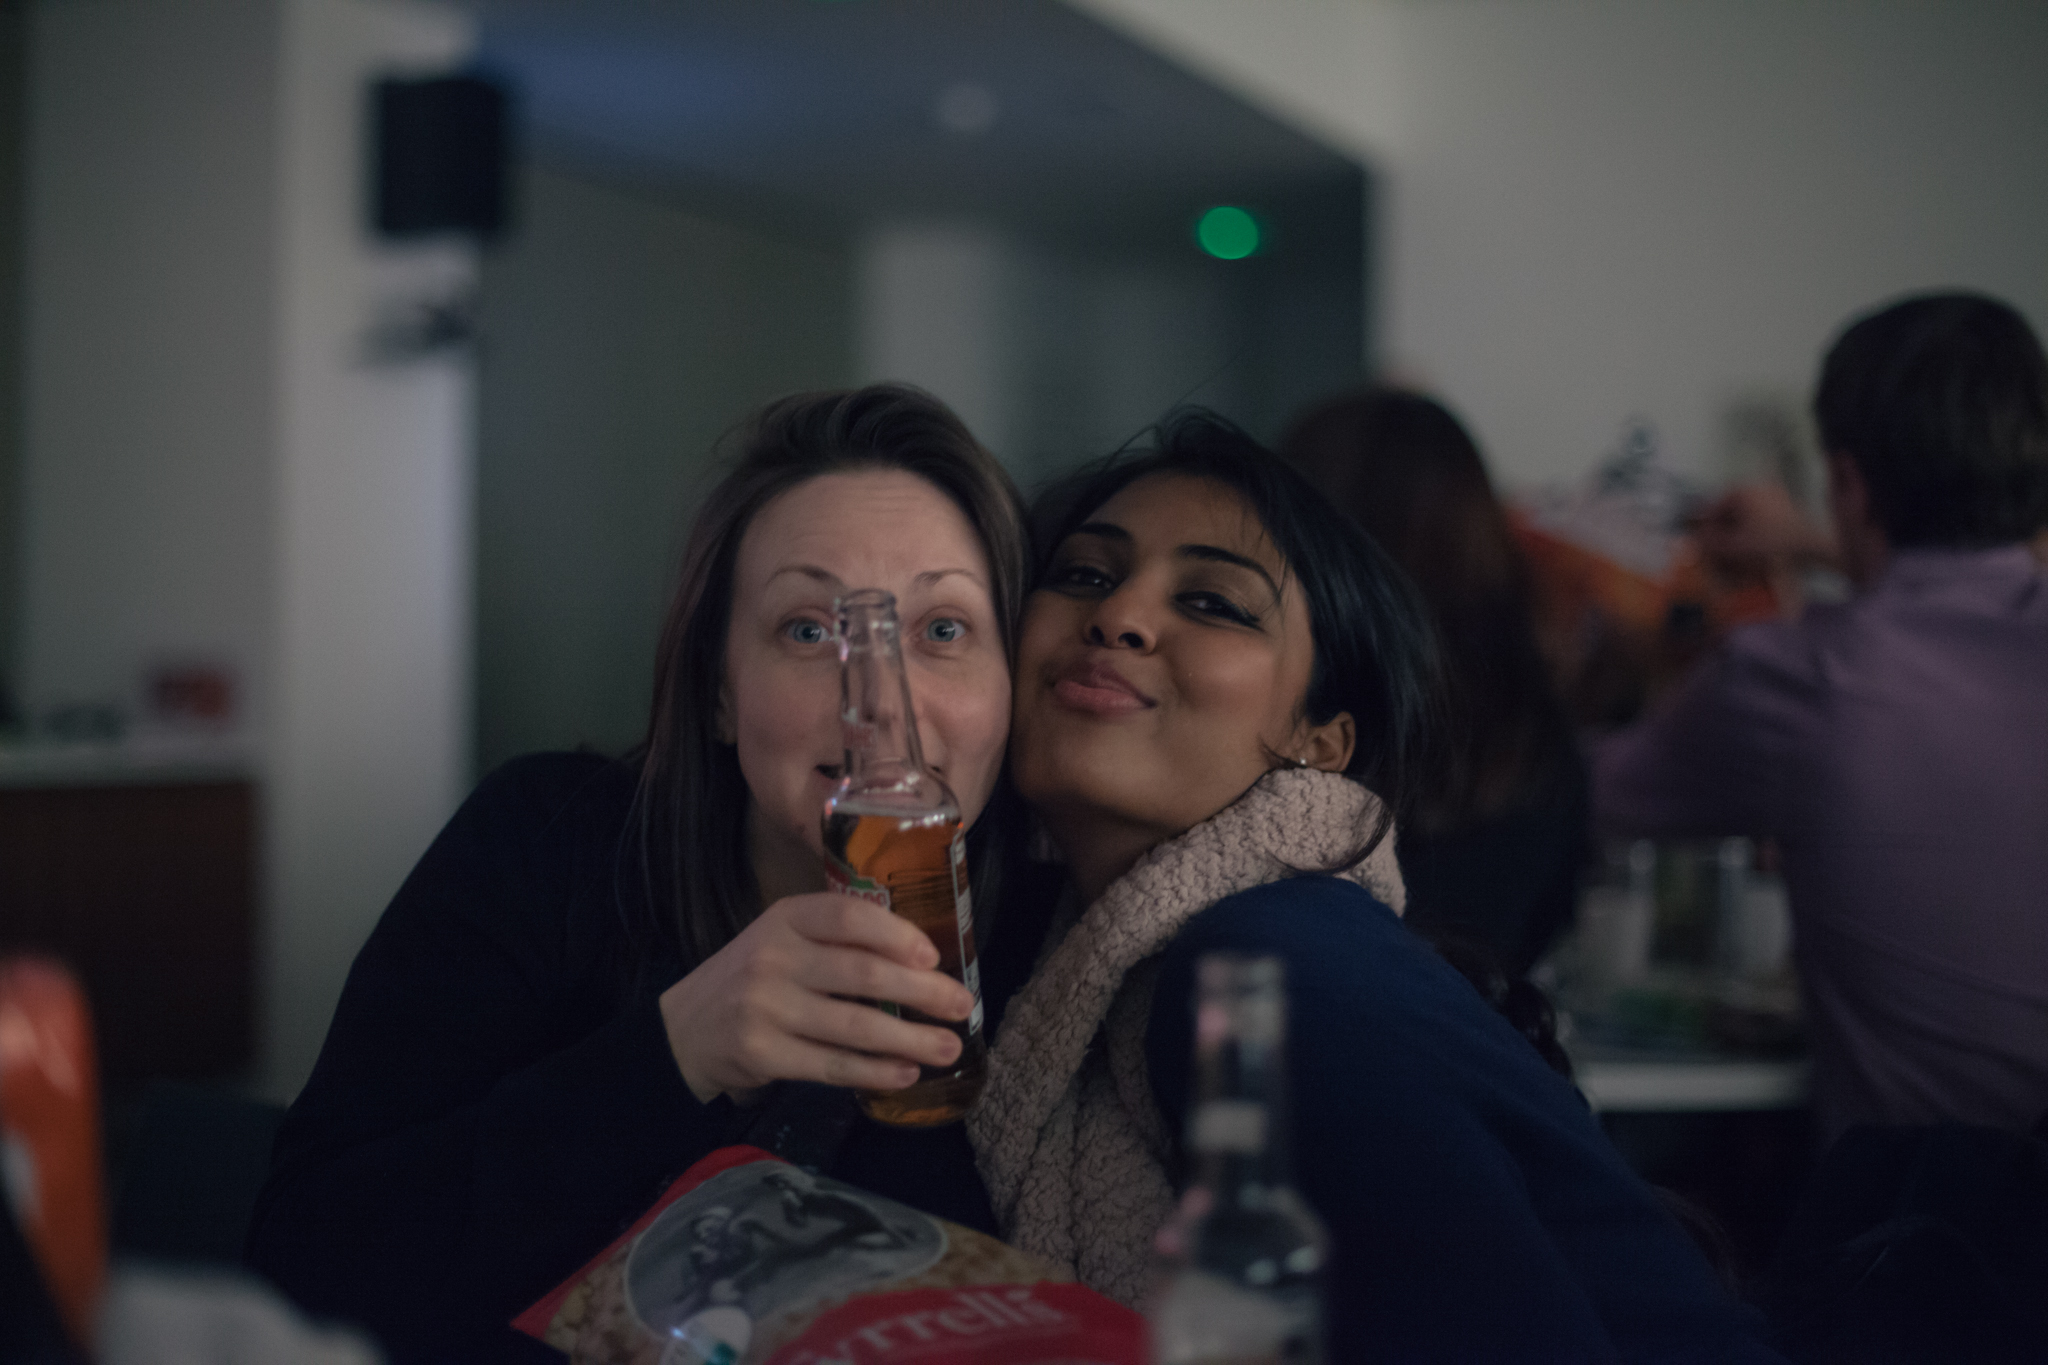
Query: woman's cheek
[[1180, 641, 1279, 720], [741, 670, 837, 780], [941, 679, 1012, 817]]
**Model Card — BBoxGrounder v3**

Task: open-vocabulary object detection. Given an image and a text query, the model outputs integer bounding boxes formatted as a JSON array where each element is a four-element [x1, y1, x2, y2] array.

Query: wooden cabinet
[[0, 777, 256, 1082]]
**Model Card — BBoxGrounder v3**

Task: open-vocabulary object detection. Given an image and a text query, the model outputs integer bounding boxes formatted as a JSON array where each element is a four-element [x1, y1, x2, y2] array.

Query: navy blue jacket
[[1147, 877, 1782, 1362]]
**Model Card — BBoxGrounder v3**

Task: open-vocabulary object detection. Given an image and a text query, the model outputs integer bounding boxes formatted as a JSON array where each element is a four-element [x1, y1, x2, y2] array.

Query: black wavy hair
[[1816, 291, 2048, 548], [1030, 409, 1439, 860]]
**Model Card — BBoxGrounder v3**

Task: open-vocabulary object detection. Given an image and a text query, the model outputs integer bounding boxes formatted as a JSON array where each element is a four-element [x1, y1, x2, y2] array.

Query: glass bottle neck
[[837, 589, 929, 790], [1186, 954, 1292, 1201]]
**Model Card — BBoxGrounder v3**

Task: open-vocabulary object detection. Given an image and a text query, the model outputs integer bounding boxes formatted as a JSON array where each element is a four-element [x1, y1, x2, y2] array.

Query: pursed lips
[[1049, 659, 1156, 716], [816, 760, 947, 779]]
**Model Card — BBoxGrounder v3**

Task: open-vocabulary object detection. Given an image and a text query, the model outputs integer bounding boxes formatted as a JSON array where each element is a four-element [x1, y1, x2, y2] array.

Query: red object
[[0, 957, 107, 1351], [1512, 513, 1786, 642], [761, 1283, 1145, 1365], [515, 1145, 1146, 1364], [512, 1144, 772, 1339], [148, 664, 237, 724]]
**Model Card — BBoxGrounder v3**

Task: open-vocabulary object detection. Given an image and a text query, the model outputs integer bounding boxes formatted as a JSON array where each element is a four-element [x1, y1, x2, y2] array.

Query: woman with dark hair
[[1282, 387, 1587, 971], [250, 386, 1030, 1363], [970, 413, 1778, 1360]]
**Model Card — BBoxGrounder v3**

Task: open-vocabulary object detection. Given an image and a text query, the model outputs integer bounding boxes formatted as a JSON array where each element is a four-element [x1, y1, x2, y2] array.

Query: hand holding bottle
[[657, 891, 972, 1106], [1693, 480, 1837, 576]]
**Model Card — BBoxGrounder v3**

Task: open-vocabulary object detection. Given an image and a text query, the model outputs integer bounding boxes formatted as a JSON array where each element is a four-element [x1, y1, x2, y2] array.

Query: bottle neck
[[1190, 1110, 1289, 1204], [837, 589, 928, 789], [1186, 955, 1292, 1201]]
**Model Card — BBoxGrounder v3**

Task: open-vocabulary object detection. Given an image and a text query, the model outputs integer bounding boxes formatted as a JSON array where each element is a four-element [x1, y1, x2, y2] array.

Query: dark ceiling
[[474, 0, 1364, 258]]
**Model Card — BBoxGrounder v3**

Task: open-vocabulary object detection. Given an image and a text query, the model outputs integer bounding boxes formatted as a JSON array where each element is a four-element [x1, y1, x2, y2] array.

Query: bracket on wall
[[360, 286, 477, 365]]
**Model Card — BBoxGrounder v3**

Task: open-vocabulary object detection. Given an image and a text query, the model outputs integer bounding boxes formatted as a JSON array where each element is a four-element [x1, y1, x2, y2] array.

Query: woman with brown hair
[[1282, 387, 1588, 972], [249, 386, 1030, 1364]]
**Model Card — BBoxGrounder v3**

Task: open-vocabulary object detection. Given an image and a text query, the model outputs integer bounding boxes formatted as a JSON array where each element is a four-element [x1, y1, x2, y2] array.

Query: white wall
[[20, 0, 282, 728], [0, 6, 27, 694], [1068, 0, 2048, 486], [20, 0, 478, 1099], [855, 225, 1317, 492], [858, 223, 1025, 467], [475, 165, 852, 773], [266, 0, 476, 1098]]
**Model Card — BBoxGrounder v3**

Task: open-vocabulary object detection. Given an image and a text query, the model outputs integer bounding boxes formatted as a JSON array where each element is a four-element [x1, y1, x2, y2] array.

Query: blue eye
[[925, 617, 966, 643], [786, 619, 831, 646]]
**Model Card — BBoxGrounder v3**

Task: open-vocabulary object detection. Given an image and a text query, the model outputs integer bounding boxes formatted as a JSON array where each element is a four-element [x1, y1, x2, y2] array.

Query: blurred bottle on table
[[1148, 954, 1325, 1365], [1575, 839, 1657, 994]]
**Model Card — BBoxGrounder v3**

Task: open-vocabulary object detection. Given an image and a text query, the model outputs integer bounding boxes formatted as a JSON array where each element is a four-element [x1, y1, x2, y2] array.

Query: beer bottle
[[821, 588, 988, 1127], [1148, 954, 1327, 1365]]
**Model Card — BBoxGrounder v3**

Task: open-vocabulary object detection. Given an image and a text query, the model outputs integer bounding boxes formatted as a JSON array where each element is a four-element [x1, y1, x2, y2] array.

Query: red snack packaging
[[0, 956, 108, 1351], [515, 1146, 1144, 1365]]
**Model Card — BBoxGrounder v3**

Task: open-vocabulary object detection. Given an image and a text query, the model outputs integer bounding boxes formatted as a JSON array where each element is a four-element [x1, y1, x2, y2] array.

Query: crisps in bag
[[515, 1146, 1143, 1365]]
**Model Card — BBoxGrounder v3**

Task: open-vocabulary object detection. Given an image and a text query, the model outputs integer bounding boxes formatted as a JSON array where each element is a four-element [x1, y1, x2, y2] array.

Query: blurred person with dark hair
[[1284, 388, 1588, 973], [1596, 292, 2048, 1146]]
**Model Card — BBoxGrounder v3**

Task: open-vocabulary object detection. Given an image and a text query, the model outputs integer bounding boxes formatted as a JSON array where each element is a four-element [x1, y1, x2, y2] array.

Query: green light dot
[[1197, 206, 1260, 260]]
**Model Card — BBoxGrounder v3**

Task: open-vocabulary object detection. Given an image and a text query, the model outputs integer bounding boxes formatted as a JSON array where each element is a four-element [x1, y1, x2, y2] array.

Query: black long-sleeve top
[[247, 754, 1009, 1363], [252, 753, 1780, 1363]]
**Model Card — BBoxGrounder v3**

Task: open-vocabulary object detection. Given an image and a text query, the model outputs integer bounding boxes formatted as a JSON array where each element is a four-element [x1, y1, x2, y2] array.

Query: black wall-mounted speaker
[[373, 74, 510, 239]]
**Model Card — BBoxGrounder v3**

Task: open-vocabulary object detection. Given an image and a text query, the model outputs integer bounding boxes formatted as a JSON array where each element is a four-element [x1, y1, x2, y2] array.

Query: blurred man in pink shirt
[[1594, 292, 2048, 1147]]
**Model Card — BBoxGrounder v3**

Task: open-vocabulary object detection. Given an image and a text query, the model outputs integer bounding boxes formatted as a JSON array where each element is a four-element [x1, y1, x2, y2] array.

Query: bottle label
[[825, 860, 890, 910], [950, 834, 984, 1035], [826, 860, 901, 1019], [1189, 1100, 1268, 1154]]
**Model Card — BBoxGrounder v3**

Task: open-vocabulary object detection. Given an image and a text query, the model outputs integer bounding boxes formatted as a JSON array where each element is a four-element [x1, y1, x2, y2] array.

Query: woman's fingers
[[796, 943, 973, 1023], [658, 892, 975, 1103], [725, 985, 958, 1088], [774, 1038, 922, 1094], [791, 990, 965, 1070], [782, 893, 941, 969]]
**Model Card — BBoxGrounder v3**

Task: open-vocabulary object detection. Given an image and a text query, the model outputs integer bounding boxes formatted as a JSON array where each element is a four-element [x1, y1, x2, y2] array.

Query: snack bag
[[515, 1146, 1144, 1365], [0, 956, 107, 1352]]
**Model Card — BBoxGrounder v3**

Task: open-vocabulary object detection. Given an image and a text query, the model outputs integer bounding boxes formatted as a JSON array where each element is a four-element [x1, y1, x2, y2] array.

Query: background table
[[1572, 1048, 1809, 1113]]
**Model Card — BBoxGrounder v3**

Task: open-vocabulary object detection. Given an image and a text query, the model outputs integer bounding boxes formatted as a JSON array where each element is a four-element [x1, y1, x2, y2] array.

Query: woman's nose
[[912, 697, 943, 773], [1084, 590, 1155, 651]]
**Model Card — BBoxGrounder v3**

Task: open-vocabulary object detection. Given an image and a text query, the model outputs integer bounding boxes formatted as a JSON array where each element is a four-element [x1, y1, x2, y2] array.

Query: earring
[[1292, 756, 1311, 769]]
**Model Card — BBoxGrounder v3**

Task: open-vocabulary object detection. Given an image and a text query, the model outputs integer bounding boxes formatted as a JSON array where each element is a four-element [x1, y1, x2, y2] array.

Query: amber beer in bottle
[[821, 589, 987, 1126]]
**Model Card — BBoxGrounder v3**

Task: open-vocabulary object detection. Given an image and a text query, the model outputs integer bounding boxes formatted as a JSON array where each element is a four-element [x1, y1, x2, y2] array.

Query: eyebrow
[[766, 565, 844, 590], [1182, 544, 1284, 602], [915, 567, 986, 589], [1068, 521, 1284, 602], [764, 565, 986, 590]]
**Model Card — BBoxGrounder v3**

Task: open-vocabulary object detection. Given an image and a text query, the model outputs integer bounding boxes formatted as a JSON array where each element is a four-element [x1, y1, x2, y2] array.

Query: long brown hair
[[633, 385, 1028, 966], [1282, 387, 1572, 831]]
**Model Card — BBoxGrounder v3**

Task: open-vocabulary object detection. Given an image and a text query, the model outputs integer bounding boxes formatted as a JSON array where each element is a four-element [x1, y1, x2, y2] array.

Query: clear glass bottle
[[820, 588, 987, 1126], [1148, 954, 1326, 1365]]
